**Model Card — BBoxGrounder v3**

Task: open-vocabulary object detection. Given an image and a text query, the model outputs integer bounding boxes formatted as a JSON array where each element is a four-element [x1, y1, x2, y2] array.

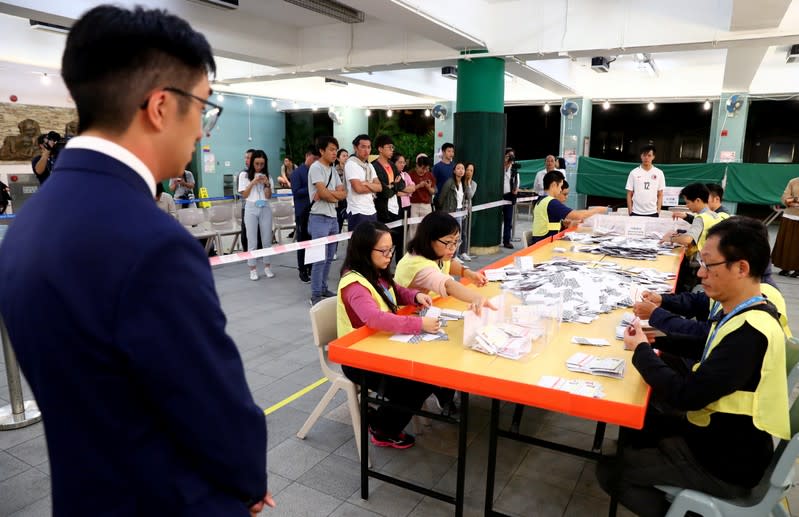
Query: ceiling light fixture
[[283, 0, 365, 23], [365, 109, 371, 117], [647, 101, 656, 111], [602, 100, 611, 110], [29, 19, 70, 34], [324, 77, 348, 87], [40, 73, 51, 86], [271, 99, 278, 108], [246, 97, 253, 106], [312, 106, 318, 111], [543, 103, 550, 112], [634, 53, 658, 77], [386, 109, 393, 117], [216, 93, 224, 102], [424, 109, 431, 117], [703, 99, 711, 110]]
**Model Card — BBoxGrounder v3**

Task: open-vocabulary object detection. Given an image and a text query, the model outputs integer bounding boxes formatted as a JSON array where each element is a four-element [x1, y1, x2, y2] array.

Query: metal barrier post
[[466, 200, 473, 254], [0, 317, 42, 430]]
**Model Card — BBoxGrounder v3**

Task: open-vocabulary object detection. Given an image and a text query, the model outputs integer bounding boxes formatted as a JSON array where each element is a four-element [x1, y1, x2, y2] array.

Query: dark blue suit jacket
[[290, 163, 310, 218], [0, 148, 267, 516]]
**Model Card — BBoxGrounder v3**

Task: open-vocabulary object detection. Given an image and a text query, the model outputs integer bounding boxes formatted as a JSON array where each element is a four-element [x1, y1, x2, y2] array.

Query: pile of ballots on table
[[562, 232, 679, 261], [484, 257, 674, 325]]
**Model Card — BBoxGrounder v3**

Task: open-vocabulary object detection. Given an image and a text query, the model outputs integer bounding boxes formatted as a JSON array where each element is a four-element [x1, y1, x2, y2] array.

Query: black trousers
[[502, 193, 516, 245], [295, 209, 312, 276], [342, 366, 435, 434]]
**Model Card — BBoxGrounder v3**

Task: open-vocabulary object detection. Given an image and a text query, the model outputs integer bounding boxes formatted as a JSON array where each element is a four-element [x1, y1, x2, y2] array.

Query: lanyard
[[381, 285, 395, 306], [701, 295, 766, 363]]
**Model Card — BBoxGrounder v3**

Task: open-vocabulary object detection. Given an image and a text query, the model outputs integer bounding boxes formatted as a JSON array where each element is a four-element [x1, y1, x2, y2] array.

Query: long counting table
[[329, 232, 683, 516]]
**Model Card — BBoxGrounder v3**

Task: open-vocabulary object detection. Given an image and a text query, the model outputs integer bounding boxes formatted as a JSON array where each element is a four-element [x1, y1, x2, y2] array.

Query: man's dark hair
[[543, 170, 565, 190], [352, 134, 371, 148], [406, 211, 461, 261], [61, 5, 215, 135], [416, 155, 432, 168], [316, 136, 339, 154], [706, 217, 770, 279], [441, 142, 454, 152], [705, 183, 724, 201], [640, 144, 657, 155], [557, 157, 566, 169], [45, 131, 62, 142], [561, 180, 570, 190], [246, 148, 256, 154], [305, 144, 319, 158], [680, 183, 710, 203], [36, 134, 47, 146], [375, 134, 393, 148]]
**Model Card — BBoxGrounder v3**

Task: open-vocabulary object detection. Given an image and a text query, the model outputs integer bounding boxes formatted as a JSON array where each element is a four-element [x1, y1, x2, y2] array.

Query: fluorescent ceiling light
[[29, 19, 69, 34], [325, 77, 348, 87], [283, 0, 364, 23]]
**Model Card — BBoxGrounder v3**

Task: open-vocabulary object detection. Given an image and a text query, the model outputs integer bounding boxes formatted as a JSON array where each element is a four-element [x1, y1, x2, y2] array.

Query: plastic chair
[[764, 205, 785, 226], [207, 204, 240, 254], [523, 230, 533, 247], [176, 207, 216, 253], [657, 337, 799, 516], [271, 202, 296, 244], [296, 298, 369, 464]]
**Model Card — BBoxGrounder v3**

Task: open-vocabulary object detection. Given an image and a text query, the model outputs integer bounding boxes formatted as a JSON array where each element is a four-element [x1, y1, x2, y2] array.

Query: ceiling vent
[[283, 0, 365, 23], [187, 0, 239, 9]]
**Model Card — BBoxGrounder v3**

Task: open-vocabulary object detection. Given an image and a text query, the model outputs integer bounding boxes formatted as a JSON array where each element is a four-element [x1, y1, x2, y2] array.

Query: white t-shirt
[[533, 169, 547, 196], [455, 183, 464, 209], [238, 171, 270, 203], [345, 157, 377, 216], [503, 165, 512, 194], [625, 166, 665, 215]]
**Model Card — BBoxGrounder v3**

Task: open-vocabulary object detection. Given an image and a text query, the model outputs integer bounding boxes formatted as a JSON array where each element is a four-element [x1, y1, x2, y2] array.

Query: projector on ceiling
[[591, 57, 610, 73], [787, 44, 799, 64], [441, 66, 458, 79]]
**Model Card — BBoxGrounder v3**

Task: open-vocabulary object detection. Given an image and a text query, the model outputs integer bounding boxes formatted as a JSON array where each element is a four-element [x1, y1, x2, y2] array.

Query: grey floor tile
[[381, 446, 456, 489], [264, 406, 313, 451], [244, 369, 278, 393], [563, 492, 636, 517], [9, 496, 51, 517], [297, 454, 362, 499], [253, 379, 312, 410], [328, 501, 383, 517], [251, 356, 308, 380], [512, 447, 586, 493], [0, 450, 31, 482], [332, 436, 394, 471], [407, 496, 484, 517], [266, 471, 293, 496], [348, 479, 423, 517], [294, 415, 354, 453], [267, 481, 342, 517], [7, 434, 49, 467], [573, 462, 609, 499], [267, 439, 329, 480], [493, 476, 572, 517], [0, 423, 44, 451], [0, 469, 51, 516]]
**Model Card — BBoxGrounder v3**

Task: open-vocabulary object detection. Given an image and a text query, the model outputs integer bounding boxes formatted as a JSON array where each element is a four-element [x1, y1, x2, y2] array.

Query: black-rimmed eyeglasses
[[140, 86, 223, 133], [697, 257, 730, 271], [373, 246, 396, 257]]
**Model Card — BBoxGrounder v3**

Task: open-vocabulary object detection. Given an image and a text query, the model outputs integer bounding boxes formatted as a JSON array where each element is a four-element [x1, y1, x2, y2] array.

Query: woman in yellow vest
[[337, 221, 439, 449], [598, 217, 790, 516]]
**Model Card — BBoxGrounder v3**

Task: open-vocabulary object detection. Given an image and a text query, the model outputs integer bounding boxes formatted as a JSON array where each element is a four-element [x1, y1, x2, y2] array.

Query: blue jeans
[[308, 214, 338, 297]]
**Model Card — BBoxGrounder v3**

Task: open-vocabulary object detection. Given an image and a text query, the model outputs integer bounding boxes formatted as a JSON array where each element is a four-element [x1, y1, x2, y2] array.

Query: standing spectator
[[372, 135, 406, 261], [239, 150, 274, 280], [408, 155, 435, 242], [0, 178, 11, 214], [240, 148, 255, 251], [154, 182, 176, 217], [308, 136, 347, 305], [170, 168, 196, 209], [0, 5, 271, 514], [335, 148, 349, 234], [460, 162, 478, 260], [291, 147, 318, 283], [394, 152, 415, 221], [625, 144, 665, 217], [31, 131, 61, 185], [278, 157, 294, 188], [773, 176, 799, 277], [345, 134, 381, 230], [438, 162, 472, 262], [432, 142, 455, 208], [502, 148, 519, 249], [533, 155, 557, 197]]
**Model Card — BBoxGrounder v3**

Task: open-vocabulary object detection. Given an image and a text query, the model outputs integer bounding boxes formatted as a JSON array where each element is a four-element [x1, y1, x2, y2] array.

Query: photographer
[[170, 168, 196, 209], [31, 131, 62, 185], [502, 147, 519, 249]]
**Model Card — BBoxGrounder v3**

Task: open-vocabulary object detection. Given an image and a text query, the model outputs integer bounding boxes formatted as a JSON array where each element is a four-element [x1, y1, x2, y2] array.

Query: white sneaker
[[459, 253, 472, 262], [333, 253, 338, 260], [249, 269, 258, 281], [264, 266, 275, 278]]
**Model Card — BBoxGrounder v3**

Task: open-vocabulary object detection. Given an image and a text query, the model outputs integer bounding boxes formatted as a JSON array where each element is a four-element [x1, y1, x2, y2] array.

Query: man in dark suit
[[0, 6, 272, 516]]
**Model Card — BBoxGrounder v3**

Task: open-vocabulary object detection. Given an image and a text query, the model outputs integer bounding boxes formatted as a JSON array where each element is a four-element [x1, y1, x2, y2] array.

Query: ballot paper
[[566, 352, 626, 379], [538, 376, 606, 398], [484, 268, 508, 281], [571, 336, 610, 346]]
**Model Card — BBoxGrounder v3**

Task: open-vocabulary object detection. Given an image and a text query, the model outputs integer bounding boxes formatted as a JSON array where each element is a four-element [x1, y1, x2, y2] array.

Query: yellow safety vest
[[694, 210, 730, 252], [533, 196, 563, 237], [336, 271, 396, 337], [394, 253, 451, 296], [687, 308, 790, 440], [707, 284, 793, 340]]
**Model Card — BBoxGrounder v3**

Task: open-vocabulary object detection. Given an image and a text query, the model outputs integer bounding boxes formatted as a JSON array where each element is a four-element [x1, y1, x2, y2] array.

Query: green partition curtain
[[723, 163, 799, 205], [516, 159, 545, 189]]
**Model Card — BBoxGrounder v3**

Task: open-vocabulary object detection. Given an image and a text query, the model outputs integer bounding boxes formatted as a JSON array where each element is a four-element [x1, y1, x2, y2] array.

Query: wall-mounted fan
[[560, 101, 579, 119], [431, 104, 448, 121], [725, 95, 744, 115], [328, 110, 342, 125]]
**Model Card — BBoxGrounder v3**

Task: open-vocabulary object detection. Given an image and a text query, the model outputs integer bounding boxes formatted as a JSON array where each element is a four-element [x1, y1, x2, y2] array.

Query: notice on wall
[[662, 186, 682, 206], [564, 148, 577, 165], [203, 152, 216, 174], [719, 151, 736, 163]]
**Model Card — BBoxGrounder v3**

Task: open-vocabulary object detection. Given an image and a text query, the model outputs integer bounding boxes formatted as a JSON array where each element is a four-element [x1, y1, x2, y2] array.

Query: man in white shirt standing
[[344, 134, 382, 231], [533, 154, 557, 197], [625, 145, 665, 217]]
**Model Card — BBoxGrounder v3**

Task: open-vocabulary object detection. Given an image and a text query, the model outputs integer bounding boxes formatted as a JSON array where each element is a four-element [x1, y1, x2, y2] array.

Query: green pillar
[[453, 54, 505, 253], [707, 93, 750, 215]]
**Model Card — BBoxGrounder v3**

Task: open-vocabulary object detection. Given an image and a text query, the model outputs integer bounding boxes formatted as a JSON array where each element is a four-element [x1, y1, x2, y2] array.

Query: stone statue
[[0, 118, 41, 160], [64, 120, 79, 138]]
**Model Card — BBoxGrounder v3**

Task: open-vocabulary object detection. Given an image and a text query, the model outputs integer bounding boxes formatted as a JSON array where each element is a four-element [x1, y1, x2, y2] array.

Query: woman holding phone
[[238, 149, 274, 280]]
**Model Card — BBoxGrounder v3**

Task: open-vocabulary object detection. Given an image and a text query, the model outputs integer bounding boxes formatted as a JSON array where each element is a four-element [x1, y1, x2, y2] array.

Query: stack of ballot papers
[[566, 352, 626, 379], [616, 312, 667, 340], [471, 323, 539, 360], [538, 376, 606, 398]]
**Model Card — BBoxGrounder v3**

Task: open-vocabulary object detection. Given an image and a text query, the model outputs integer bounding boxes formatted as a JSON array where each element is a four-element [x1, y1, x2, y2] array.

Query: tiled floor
[[1, 220, 798, 516]]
